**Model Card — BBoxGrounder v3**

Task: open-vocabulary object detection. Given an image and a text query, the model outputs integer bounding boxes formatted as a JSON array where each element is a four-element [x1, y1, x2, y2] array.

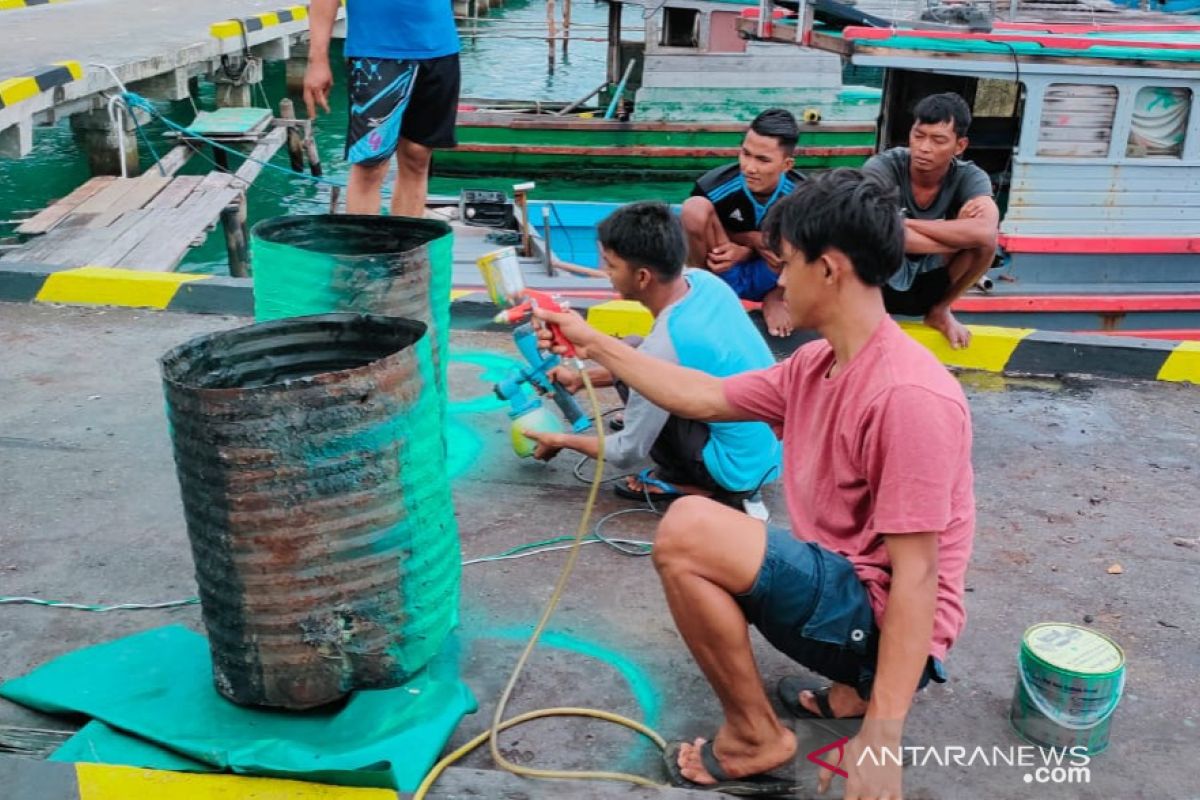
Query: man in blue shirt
[[524, 203, 780, 513], [305, 0, 460, 216]]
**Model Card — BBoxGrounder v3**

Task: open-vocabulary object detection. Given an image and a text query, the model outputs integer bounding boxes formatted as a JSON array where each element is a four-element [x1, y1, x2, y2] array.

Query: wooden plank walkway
[[4, 126, 285, 272]]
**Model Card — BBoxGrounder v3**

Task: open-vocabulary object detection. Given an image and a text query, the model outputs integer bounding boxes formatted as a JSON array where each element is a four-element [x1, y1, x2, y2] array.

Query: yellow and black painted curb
[[210, 0, 344, 39], [0, 0, 68, 10], [0, 264, 253, 315], [0, 61, 82, 111], [0, 265, 1196, 385], [0, 757, 397, 800]]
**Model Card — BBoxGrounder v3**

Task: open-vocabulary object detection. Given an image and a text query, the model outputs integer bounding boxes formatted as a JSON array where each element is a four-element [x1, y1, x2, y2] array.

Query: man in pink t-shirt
[[535, 169, 975, 799]]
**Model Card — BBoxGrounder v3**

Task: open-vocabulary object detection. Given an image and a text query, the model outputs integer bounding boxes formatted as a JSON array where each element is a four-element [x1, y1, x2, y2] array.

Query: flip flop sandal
[[776, 676, 865, 721], [663, 741, 797, 797], [612, 467, 683, 503]]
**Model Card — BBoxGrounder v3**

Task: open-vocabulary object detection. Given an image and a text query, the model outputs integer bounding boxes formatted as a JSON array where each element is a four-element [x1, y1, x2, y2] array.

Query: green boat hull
[[437, 113, 877, 179]]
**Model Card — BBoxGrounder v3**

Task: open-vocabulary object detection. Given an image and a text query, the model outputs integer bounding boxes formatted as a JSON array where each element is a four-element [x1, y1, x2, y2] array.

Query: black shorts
[[882, 265, 951, 317], [345, 53, 460, 166]]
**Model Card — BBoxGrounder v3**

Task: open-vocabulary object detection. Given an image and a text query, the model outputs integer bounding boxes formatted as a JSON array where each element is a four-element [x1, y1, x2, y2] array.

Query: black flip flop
[[776, 676, 864, 721], [663, 741, 797, 797]]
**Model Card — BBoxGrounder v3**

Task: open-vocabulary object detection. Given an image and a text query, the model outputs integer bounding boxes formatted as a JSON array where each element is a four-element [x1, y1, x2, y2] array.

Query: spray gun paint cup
[[476, 247, 526, 308], [510, 405, 563, 458]]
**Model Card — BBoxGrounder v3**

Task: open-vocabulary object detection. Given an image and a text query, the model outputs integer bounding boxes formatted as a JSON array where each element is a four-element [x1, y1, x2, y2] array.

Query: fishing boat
[[450, 1, 1200, 338], [438, 0, 883, 180], [816, 19, 1200, 337]]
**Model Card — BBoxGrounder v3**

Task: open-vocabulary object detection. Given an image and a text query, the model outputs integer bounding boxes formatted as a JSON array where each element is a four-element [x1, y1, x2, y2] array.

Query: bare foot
[[677, 723, 797, 785], [762, 289, 794, 337], [924, 304, 971, 349], [797, 681, 870, 718]]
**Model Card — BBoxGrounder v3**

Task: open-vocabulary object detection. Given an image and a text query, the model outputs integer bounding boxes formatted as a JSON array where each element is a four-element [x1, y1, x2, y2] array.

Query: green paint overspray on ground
[[448, 349, 524, 415], [475, 626, 663, 766], [445, 349, 526, 480]]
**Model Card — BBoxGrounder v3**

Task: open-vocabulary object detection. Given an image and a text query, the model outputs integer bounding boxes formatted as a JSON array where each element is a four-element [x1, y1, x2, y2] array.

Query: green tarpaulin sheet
[[0, 625, 476, 790]]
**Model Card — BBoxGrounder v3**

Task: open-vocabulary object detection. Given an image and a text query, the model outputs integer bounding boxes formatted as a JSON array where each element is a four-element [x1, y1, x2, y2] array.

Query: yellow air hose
[[414, 367, 669, 799]]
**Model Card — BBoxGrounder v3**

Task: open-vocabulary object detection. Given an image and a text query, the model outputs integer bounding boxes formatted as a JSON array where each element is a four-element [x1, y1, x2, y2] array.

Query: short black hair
[[913, 92, 972, 138], [761, 168, 904, 287], [596, 201, 686, 281], [749, 108, 800, 154]]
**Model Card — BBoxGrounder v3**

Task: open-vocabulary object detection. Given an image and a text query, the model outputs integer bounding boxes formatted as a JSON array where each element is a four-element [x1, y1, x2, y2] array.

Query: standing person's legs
[[392, 53, 460, 218], [652, 498, 797, 784], [344, 58, 419, 214]]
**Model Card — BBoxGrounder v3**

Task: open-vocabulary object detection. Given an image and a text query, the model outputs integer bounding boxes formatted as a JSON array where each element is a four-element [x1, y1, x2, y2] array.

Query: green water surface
[[0, 0, 694, 275]]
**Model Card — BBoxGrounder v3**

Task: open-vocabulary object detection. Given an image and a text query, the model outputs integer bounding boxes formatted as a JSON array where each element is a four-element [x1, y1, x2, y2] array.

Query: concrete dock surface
[[1, 302, 1197, 799]]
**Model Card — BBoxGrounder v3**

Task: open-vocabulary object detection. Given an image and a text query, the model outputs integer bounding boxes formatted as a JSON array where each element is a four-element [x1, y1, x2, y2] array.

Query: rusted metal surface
[[160, 313, 461, 709]]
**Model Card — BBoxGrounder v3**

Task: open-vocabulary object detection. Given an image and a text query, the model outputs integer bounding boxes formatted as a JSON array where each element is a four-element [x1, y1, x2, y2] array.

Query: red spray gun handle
[[492, 290, 577, 358]]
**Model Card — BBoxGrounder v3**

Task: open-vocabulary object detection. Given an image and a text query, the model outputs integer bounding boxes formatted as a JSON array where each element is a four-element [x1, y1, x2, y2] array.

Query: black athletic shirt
[[691, 163, 805, 235]]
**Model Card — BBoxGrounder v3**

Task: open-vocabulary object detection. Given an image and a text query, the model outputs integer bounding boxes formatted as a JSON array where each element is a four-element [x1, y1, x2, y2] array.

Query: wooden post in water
[[279, 99, 306, 173], [606, 1, 622, 84], [222, 195, 251, 278], [563, 0, 571, 57], [304, 125, 324, 178], [547, 0, 556, 74]]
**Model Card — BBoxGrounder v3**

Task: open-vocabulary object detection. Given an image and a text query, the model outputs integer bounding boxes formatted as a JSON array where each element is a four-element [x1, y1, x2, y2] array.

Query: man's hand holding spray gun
[[477, 248, 595, 457]]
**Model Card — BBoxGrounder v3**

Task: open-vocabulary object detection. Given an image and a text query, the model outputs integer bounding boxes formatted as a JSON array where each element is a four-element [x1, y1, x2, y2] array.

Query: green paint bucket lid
[[1022, 623, 1125, 678]]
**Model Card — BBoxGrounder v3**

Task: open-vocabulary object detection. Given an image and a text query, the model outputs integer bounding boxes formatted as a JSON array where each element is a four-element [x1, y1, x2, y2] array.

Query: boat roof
[[835, 23, 1200, 73]]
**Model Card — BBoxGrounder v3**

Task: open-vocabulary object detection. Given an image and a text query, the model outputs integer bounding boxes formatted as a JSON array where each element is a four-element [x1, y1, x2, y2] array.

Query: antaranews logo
[[804, 738, 1092, 786]]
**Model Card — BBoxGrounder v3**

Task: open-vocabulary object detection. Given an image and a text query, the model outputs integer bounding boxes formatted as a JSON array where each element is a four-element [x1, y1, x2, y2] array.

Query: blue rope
[[121, 91, 349, 189]]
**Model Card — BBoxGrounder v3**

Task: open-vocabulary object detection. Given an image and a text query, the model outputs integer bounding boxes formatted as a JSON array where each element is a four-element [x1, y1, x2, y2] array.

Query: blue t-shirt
[[345, 0, 460, 60], [669, 270, 782, 492]]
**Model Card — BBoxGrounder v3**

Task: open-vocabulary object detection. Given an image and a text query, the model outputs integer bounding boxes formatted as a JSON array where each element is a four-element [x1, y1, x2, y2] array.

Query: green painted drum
[[250, 214, 455, 417], [1010, 623, 1126, 754]]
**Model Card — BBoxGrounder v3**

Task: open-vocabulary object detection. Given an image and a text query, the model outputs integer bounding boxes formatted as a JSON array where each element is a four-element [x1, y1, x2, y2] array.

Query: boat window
[[1037, 84, 1116, 158], [661, 7, 700, 48], [1127, 87, 1191, 159]]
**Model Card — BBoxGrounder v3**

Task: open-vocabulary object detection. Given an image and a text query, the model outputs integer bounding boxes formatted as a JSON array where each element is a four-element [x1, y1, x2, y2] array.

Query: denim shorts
[[736, 526, 945, 699], [717, 257, 779, 302]]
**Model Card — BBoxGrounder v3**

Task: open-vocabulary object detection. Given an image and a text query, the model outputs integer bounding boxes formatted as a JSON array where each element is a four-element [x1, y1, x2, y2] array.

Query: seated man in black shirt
[[681, 109, 804, 337], [863, 93, 999, 349]]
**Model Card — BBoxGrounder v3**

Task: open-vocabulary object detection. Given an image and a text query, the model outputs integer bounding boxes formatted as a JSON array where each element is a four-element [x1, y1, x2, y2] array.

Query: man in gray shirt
[[863, 93, 999, 349], [523, 203, 780, 510]]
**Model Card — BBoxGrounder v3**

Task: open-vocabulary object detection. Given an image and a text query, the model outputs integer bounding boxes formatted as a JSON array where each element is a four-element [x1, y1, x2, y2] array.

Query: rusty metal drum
[[160, 313, 461, 709]]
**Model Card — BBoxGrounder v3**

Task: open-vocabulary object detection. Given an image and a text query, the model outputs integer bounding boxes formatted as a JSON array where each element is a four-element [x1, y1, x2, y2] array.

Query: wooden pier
[[3, 108, 287, 275]]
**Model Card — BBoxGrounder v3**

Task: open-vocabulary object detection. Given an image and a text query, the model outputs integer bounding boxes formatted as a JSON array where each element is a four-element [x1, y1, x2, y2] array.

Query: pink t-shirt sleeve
[[862, 385, 969, 535], [722, 359, 791, 427]]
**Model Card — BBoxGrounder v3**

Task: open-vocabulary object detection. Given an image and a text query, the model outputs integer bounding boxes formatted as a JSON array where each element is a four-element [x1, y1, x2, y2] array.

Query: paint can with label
[[1010, 622, 1126, 754]]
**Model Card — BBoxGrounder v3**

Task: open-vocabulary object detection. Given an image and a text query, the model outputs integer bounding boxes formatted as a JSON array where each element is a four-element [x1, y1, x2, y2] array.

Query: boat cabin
[[605, 0, 880, 122], [832, 24, 1200, 292]]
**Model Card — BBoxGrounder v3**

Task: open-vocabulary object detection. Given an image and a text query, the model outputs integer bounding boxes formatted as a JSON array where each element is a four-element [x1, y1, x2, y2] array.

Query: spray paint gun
[[477, 248, 591, 457]]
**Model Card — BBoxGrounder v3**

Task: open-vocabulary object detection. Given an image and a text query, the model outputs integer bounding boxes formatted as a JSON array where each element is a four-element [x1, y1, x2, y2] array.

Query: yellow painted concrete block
[[587, 300, 653, 338], [1157, 341, 1200, 384], [76, 763, 398, 800], [899, 321, 1034, 374], [57, 60, 84, 80], [37, 267, 208, 310], [210, 19, 243, 38], [449, 289, 475, 301], [0, 76, 39, 107], [257, 11, 281, 27]]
